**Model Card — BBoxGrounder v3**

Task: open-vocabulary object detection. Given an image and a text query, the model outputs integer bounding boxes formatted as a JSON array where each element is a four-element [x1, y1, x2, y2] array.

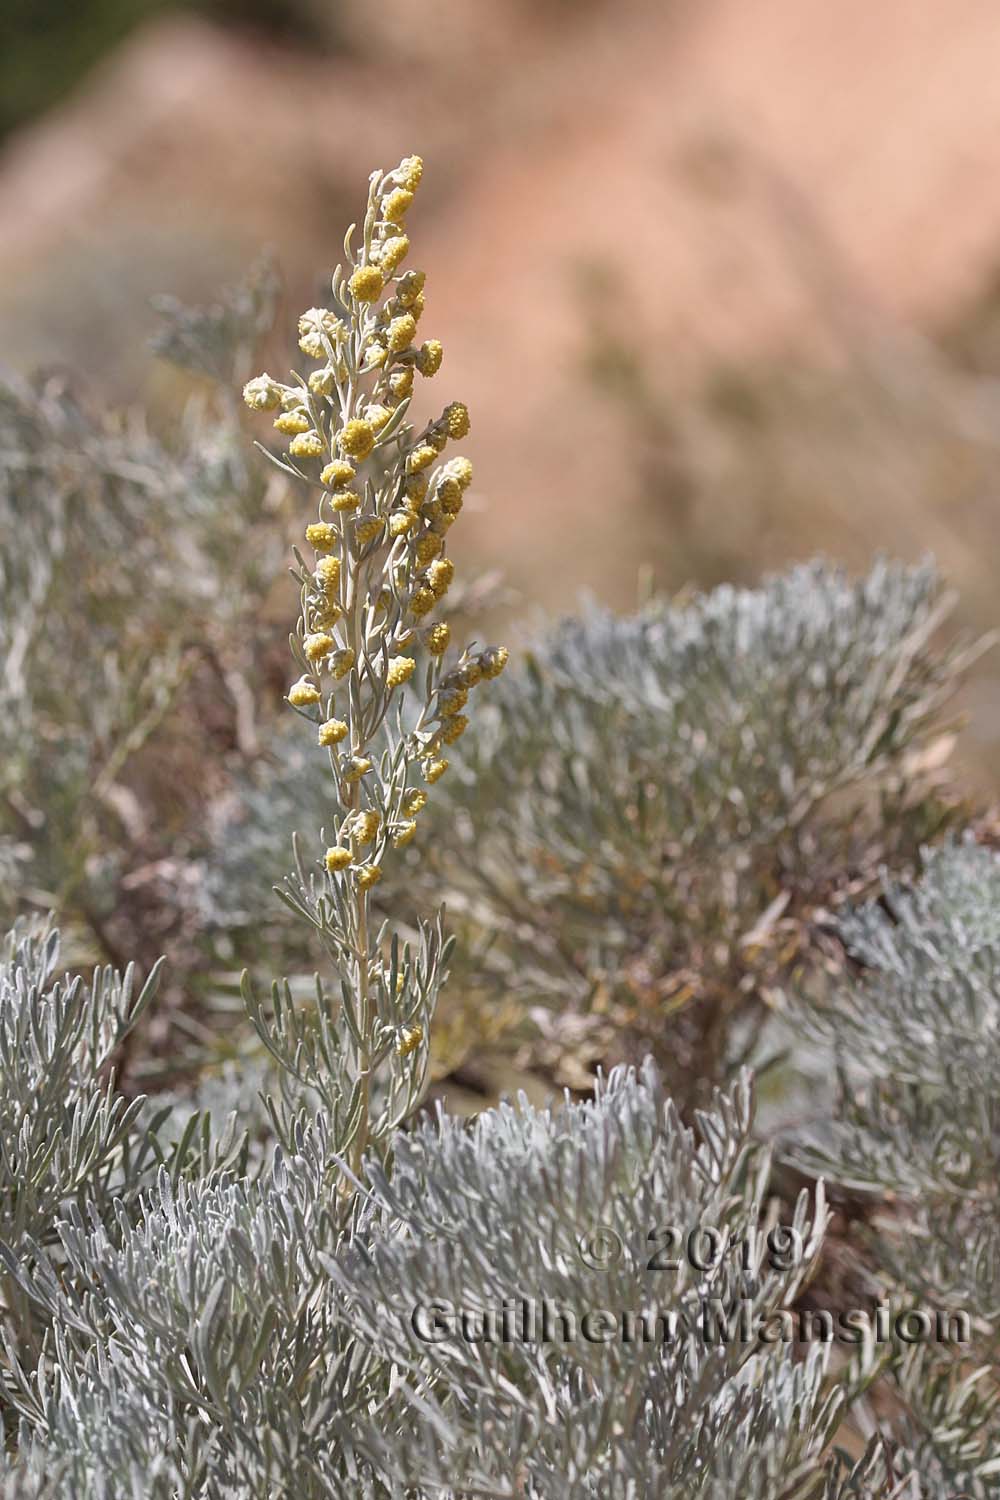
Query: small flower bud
[[356, 863, 382, 890], [315, 556, 341, 592], [443, 402, 470, 439], [305, 522, 338, 552], [288, 676, 321, 707], [354, 809, 380, 845], [331, 490, 361, 513], [387, 314, 417, 353], [298, 308, 343, 359], [386, 656, 416, 688], [424, 758, 449, 784], [354, 519, 383, 546], [427, 558, 454, 598], [337, 419, 376, 461], [331, 648, 356, 679], [441, 714, 468, 744], [410, 587, 436, 618], [243, 374, 282, 410], [396, 1022, 423, 1056], [318, 718, 348, 747], [389, 367, 414, 401], [427, 622, 450, 656], [407, 444, 437, 474], [324, 846, 353, 872], [303, 632, 335, 662], [393, 820, 418, 849], [381, 188, 413, 224], [320, 460, 356, 488], [479, 646, 509, 680], [274, 410, 311, 435], [349, 265, 384, 302], [289, 430, 324, 458], [415, 339, 443, 377], [308, 367, 336, 396]]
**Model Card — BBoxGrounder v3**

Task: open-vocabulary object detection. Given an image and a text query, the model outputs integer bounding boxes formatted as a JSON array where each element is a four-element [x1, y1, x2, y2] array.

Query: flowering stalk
[[241, 156, 507, 1174]]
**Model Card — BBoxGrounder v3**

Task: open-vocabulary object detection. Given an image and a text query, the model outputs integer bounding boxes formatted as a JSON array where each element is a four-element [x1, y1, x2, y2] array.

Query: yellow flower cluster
[[243, 154, 510, 892]]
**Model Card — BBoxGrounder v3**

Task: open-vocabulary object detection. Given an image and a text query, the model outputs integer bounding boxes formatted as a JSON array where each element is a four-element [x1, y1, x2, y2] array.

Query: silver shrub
[[0, 965, 893, 1496], [789, 840, 1000, 1492], [209, 557, 965, 1095]]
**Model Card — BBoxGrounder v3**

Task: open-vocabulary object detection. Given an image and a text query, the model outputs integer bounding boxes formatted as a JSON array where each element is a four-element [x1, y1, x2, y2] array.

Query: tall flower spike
[[243, 155, 508, 1177]]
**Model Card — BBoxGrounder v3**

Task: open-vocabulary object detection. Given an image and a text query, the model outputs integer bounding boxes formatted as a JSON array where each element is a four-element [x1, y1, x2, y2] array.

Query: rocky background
[[3, 0, 1000, 773]]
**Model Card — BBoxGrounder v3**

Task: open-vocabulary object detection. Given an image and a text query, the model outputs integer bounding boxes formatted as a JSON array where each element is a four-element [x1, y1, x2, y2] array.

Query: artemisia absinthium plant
[[241, 156, 507, 1177]]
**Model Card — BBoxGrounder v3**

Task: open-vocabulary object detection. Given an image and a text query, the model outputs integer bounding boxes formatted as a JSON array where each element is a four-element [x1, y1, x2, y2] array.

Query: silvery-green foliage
[[789, 841, 1000, 1492], [0, 922, 160, 1254], [0, 261, 289, 948], [436, 558, 957, 1038], [328, 1063, 847, 1497], [207, 558, 964, 1095], [0, 923, 924, 1497]]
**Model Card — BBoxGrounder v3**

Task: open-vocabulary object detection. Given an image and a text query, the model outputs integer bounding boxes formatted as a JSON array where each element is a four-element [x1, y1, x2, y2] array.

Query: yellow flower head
[[288, 676, 321, 707], [415, 340, 443, 377], [331, 490, 361, 513], [342, 755, 372, 783], [393, 820, 418, 849], [315, 555, 341, 591], [441, 714, 469, 744], [403, 788, 428, 816], [389, 511, 416, 537], [410, 587, 436, 618], [396, 1022, 423, 1057], [289, 430, 324, 458], [479, 646, 509, 680], [407, 444, 437, 475], [455, 658, 483, 689], [243, 374, 282, 411], [443, 402, 471, 440], [404, 472, 430, 505], [389, 367, 414, 401], [298, 308, 343, 359], [337, 419, 376, 461], [305, 522, 338, 552], [424, 758, 449, 784], [365, 403, 393, 432], [427, 557, 454, 597], [318, 717, 349, 747], [437, 685, 468, 717], [354, 519, 383, 547], [364, 340, 388, 369], [378, 235, 409, 274], [357, 863, 382, 890], [386, 656, 416, 688], [275, 410, 311, 436], [349, 265, 384, 302], [396, 155, 423, 192], [331, 647, 356, 679], [308, 367, 336, 396], [324, 846, 353, 872], [354, 809, 380, 845], [415, 534, 442, 565], [427, 622, 450, 656], [387, 314, 417, 354], [303, 632, 335, 662], [381, 188, 414, 224], [320, 460, 356, 488], [442, 456, 473, 491]]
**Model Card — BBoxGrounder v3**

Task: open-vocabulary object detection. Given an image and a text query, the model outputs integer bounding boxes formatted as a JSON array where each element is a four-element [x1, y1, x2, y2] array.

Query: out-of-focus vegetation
[[0, 0, 339, 141]]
